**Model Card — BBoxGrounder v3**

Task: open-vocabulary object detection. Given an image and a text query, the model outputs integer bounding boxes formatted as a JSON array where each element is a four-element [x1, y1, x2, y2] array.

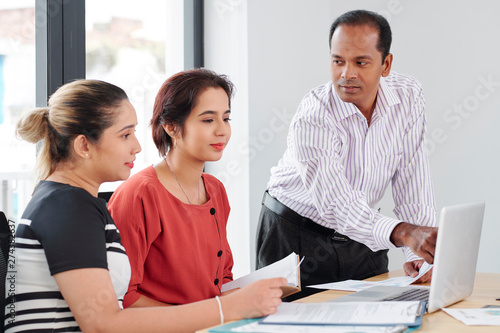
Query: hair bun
[[15, 107, 50, 144]]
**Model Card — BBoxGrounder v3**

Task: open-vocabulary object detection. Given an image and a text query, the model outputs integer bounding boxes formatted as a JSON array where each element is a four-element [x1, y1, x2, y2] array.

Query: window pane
[[0, 1, 36, 221], [86, 0, 184, 192]]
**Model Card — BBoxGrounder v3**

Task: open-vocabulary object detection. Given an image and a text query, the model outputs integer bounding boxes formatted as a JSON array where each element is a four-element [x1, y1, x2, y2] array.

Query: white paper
[[221, 252, 300, 292], [231, 321, 409, 332], [307, 262, 433, 291], [377, 262, 433, 287], [306, 279, 380, 292], [443, 308, 500, 326], [260, 301, 421, 325]]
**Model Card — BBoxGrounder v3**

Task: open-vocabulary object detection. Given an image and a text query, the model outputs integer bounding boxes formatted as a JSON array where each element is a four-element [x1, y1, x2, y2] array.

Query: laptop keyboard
[[383, 288, 430, 301]]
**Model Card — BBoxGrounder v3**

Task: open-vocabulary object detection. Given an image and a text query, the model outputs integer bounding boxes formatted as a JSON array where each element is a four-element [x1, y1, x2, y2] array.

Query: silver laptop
[[329, 201, 485, 313]]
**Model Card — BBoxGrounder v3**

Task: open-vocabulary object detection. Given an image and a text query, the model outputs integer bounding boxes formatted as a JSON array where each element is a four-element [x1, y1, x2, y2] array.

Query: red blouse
[[108, 166, 233, 307]]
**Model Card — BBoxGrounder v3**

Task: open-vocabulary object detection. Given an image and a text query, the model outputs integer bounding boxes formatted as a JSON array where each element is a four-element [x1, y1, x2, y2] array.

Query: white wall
[[206, 0, 500, 276], [204, 0, 251, 278]]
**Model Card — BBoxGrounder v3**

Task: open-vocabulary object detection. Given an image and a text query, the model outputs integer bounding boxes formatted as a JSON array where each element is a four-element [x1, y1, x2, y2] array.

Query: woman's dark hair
[[16, 79, 128, 181], [151, 68, 234, 157], [329, 9, 392, 63]]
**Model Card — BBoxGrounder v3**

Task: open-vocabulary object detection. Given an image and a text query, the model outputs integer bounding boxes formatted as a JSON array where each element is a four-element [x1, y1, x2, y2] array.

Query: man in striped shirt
[[256, 9, 437, 299]]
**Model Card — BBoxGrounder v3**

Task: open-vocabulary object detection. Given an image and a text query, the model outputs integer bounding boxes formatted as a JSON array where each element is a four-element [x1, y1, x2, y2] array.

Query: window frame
[[36, 0, 203, 105], [35, 0, 86, 105]]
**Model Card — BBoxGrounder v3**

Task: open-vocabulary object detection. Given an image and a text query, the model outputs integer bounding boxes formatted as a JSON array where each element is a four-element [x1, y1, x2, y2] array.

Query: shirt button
[[214, 278, 219, 285]]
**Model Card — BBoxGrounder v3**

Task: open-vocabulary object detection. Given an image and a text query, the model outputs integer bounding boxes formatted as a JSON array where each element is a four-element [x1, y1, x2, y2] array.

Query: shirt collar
[[374, 75, 401, 117], [329, 75, 401, 121]]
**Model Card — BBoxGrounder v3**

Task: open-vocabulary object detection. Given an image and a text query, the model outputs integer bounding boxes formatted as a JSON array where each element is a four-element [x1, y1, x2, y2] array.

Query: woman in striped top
[[5, 79, 285, 332]]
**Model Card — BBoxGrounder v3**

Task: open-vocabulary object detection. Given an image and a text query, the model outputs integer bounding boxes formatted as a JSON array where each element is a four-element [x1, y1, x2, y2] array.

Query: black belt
[[262, 191, 349, 242]]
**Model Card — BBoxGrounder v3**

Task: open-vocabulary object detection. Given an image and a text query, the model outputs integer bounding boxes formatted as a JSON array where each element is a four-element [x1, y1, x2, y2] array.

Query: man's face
[[330, 24, 392, 115]]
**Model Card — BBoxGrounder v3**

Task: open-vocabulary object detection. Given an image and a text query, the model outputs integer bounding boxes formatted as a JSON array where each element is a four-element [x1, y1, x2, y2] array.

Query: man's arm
[[393, 222, 436, 282], [389, 85, 438, 277], [390, 222, 437, 264]]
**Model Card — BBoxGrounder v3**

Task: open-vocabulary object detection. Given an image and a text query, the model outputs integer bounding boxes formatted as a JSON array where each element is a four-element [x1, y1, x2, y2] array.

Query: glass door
[[0, 1, 36, 221]]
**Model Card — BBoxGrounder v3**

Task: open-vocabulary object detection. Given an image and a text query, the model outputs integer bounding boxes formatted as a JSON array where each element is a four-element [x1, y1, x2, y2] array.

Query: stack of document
[[209, 301, 425, 333]]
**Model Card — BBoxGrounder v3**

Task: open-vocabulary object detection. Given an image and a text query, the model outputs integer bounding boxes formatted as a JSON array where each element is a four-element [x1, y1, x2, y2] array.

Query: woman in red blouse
[[108, 69, 280, 310]]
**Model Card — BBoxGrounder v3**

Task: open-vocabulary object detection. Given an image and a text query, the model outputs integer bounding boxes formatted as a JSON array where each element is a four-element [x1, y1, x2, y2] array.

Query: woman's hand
[[221, 277, 287, 321]]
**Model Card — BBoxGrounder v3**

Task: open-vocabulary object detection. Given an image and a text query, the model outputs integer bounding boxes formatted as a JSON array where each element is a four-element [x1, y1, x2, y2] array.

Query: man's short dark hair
[[329, 9, 392, 64]]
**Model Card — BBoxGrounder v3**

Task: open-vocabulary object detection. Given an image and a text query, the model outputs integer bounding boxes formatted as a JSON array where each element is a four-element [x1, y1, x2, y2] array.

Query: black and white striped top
[[268, 72, 437, 262], [4, 181, 130, 332]]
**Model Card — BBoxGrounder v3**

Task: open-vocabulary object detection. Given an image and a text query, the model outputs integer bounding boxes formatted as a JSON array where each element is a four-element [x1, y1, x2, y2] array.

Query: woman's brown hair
[[16, 79, 128, 181], [151, 68, 234, 157]]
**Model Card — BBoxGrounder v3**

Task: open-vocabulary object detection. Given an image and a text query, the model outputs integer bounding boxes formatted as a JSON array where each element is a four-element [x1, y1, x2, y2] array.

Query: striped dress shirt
[[268, 71, 436, 262]]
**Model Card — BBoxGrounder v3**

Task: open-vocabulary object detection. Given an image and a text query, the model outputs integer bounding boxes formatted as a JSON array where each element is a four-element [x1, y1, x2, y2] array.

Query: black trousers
[[256, 191, 388, 301]]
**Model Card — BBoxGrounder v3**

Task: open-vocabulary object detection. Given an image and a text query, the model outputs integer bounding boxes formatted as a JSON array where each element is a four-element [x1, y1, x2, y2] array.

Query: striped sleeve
[[391, 87, 437, 261]]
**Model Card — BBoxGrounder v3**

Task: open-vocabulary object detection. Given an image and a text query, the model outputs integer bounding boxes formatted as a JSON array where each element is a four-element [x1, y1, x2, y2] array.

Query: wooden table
[[198, 270, 500, 332], [294, 270, 500, 332]]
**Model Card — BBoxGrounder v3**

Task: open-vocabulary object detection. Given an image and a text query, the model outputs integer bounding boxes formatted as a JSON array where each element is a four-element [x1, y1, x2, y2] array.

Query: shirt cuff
[[372, 214, 404, 251], [403, 246, 422, 262]]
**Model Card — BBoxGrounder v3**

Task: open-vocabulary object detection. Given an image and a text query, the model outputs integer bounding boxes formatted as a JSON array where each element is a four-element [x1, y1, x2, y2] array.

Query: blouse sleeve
[[108, 179, 162, 308]]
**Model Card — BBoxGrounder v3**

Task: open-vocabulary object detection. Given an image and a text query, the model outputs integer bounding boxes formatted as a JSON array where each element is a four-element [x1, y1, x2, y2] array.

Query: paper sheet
[[443, 308, 500, 326], [307, 262, 433, 291], [260, 301, 421, 325], [230, 321, 409, 332], [221, 252, 300, 292]]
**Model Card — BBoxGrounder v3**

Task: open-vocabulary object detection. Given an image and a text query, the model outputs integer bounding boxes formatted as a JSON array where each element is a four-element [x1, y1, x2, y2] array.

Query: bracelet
[[215, 296, 224, 324]]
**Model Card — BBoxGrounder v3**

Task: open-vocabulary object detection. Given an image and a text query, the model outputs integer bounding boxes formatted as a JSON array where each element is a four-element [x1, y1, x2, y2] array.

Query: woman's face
[[91, 99, 142, 183], [171, 87, 231, 163]]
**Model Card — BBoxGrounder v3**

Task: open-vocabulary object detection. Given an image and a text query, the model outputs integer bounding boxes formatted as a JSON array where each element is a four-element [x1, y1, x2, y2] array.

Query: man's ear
[[73, 134, 92, 159], [382, 53, 393, 77]]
